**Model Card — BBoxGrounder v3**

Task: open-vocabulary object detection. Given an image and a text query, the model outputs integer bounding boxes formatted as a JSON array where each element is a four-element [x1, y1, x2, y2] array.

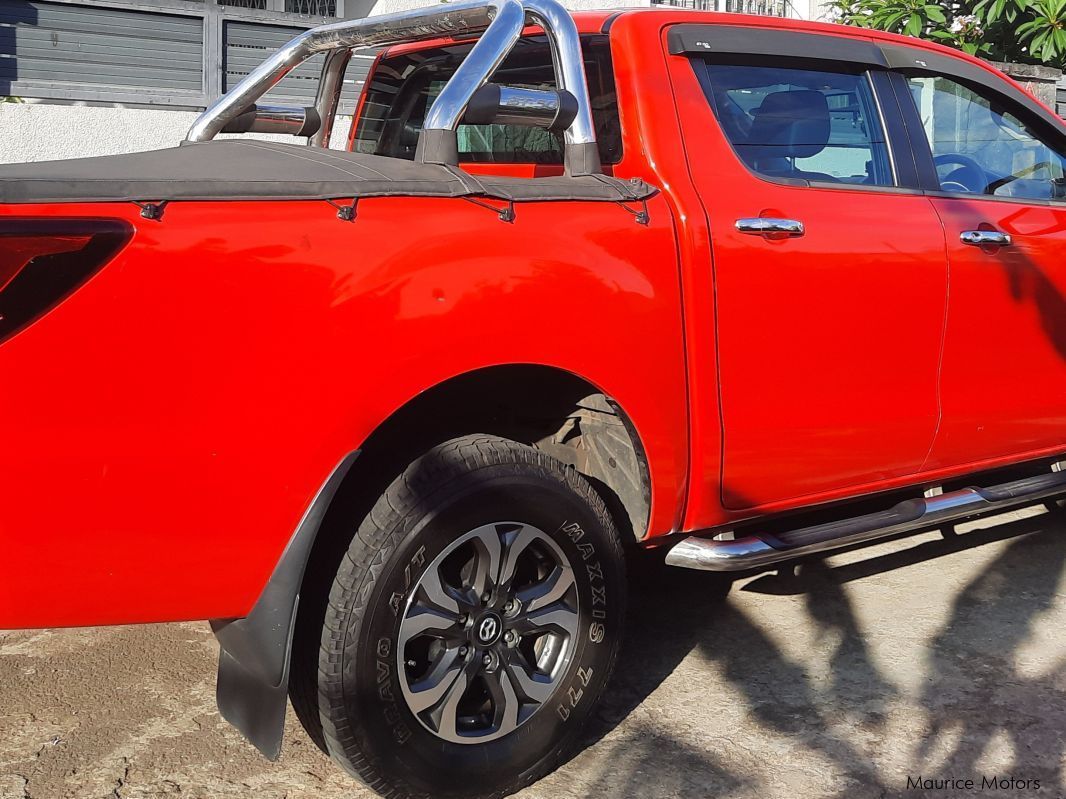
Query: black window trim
[[868, 69, 922, 190], [881, 71, 941, 191]]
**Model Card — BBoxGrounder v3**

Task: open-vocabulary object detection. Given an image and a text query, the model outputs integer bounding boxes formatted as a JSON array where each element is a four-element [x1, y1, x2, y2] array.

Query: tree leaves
[[824, 0, 1065, 68], [1014, 0, 1066, 65], [926, 5, 947, 22]]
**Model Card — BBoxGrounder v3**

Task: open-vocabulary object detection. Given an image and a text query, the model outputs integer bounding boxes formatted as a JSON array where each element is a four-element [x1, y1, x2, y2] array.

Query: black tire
[[298, 434, 626, 799]]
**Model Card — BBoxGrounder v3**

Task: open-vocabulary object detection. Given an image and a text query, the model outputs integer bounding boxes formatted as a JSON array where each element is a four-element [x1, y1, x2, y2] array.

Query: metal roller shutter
[[0, 1, 204, 104], [224, 20, 373, 112]]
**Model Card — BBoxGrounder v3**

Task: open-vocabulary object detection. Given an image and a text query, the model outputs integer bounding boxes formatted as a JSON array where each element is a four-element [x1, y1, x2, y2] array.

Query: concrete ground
[[2, 504, 1064, 799]]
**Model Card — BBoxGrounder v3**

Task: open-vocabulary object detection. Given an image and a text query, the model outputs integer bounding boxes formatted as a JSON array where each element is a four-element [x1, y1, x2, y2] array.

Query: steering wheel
[[933, 153, 987, 194], [986, 161, 1055, 196]]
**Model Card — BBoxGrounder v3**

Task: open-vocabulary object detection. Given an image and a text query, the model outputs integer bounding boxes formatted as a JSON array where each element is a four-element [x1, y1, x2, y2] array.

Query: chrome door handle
[[960, 229, 1012, 247], [735, 218, 805, 237]]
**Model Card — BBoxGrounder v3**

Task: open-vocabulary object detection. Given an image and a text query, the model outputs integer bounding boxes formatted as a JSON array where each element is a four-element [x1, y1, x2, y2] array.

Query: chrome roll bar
[[520, 0, 598, 170], [185, 0, 600, 175]]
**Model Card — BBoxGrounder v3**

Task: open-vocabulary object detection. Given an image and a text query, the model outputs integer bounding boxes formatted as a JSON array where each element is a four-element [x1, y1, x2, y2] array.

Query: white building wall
[[808, 0, 833, 21], [0, 102, 353, 164]]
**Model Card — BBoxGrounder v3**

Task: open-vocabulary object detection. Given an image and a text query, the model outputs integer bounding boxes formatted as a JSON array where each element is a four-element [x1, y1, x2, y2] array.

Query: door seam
[[917, 199, 951, 473]]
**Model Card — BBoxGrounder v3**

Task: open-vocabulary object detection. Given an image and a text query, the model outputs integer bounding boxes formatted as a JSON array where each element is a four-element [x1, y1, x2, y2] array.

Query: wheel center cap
[[474, 611, 503, 646]]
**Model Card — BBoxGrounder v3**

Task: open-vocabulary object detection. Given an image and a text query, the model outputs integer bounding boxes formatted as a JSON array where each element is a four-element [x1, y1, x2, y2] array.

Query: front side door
[[895, 72, 1066, 469], [673, 46, 949, 510]]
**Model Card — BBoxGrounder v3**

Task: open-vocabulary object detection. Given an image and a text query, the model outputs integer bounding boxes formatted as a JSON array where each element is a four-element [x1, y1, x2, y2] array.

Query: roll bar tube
[[184, 0, 601, 175]]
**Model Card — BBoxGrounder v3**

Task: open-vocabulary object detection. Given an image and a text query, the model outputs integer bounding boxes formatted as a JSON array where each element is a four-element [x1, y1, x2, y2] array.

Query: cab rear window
[[351, 36, 621, 165], [700, 61, 895, 187]]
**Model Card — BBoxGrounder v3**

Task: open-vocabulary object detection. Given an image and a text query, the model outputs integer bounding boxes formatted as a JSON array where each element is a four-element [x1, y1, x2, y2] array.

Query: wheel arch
[[212, 363, 651, 760], [333, 363, 652, 547]]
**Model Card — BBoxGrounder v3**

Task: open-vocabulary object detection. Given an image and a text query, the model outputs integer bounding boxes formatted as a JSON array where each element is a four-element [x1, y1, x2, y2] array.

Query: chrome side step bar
[[666, 467, 1066, 572]]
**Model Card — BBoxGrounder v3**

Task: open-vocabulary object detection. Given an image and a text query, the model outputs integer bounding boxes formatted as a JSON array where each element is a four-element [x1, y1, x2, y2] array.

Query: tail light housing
[[0, 219, 133, 344]]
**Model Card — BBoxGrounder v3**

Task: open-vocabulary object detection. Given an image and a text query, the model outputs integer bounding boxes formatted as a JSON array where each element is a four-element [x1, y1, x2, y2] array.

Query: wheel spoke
[[467, 524, 504, 597], [512, 601, 579, 640], [405, 647, 466, 714], [496, 524, 540, 593], [484, 662, 521, 738], [398, 604, 464, 651], [418, 565, 465, 615], [434, 655, 482, 737], [503, 649, 555, 704], [514, 563, 576, 613]]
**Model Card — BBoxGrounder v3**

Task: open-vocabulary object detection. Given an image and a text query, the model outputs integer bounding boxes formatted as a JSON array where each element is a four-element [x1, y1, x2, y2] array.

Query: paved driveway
[[2, 505, 1064, 799]]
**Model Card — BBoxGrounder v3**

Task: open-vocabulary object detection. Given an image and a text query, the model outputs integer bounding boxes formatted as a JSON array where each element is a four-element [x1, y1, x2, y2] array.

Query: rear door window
[[699, 62, 895, 187]]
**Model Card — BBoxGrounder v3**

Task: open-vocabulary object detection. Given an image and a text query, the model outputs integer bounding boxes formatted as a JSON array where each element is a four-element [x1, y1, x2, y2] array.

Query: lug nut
[[482, 653, 493, 667], [481, 592, 491, 603], [503, 630, 518, 646], [459, 646, 468, 657], [503, 600, 515, 613]]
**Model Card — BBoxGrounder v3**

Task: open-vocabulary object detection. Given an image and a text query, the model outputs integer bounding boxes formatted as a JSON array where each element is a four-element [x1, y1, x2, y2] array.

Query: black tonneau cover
[[0, 140, 655, 205]]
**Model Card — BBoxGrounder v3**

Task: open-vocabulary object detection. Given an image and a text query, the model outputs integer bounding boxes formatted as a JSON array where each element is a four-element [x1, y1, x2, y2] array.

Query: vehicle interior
[[701, 61, 894, 186], [349, 36, 622, 166], [905, 74, 1066, 200]]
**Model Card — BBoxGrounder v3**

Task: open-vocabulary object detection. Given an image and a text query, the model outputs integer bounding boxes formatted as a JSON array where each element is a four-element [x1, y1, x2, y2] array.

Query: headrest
[[742, 90, 831, 162]]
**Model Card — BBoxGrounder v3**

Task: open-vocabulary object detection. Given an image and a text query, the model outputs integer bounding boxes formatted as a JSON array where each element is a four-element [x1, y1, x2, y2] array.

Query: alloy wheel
[[396, 521, 580, 744]]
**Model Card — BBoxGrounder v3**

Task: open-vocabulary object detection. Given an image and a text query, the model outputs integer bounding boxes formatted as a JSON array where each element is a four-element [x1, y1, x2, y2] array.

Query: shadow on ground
[[563, 505, 1066, 798]]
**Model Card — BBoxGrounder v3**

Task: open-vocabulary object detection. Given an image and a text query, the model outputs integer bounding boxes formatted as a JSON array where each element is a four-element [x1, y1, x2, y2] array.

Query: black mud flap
[[210, 451, 359, 759]]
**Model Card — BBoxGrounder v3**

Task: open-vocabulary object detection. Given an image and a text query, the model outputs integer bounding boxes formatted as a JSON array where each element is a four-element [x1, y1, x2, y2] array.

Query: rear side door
[[668, 27, 950, 510], [892, 66, 1066, 468]]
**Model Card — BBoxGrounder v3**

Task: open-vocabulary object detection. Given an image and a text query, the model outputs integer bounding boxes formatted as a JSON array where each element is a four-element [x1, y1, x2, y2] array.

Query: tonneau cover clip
[[464, 196, 516, 223], [133, 200, 169, 221], [325, 197, 359, 222]]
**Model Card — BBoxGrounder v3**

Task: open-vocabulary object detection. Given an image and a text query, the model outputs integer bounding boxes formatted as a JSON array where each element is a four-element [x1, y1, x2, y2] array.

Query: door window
[[699, 62, 895, 186], [904, 76, 1066, 201]]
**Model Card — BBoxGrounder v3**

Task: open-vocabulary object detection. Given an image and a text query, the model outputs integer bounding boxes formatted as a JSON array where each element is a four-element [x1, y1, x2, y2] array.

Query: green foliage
[[826, 0, 1066, 67]]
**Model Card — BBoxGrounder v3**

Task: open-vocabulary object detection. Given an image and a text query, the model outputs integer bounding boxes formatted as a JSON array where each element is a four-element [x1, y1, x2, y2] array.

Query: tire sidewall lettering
[[554, 519, 609, 726], [374, 635, 413, 745]]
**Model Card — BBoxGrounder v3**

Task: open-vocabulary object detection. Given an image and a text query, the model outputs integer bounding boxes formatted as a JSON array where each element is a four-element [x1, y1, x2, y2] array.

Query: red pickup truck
[[2, 2, 1065, 797]]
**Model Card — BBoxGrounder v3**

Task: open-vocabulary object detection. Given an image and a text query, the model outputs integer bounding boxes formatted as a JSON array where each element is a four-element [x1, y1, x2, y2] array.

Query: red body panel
[[2, 10, 1064, 629], [0, 198, 685, 628], [665, 42, 948, 509], [925, 197, 1066, 467]]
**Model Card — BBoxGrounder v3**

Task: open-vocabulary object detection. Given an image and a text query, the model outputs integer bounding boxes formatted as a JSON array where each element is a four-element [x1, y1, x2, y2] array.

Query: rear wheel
[[296, 435, 626, 799]]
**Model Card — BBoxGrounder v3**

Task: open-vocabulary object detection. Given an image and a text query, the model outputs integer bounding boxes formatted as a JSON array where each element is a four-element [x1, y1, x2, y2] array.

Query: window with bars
[[651, 0, 789, 14], [651, 0, 716, 9], [723, 0, 787, 15], [217, 0, 339, 15], [1, 0, 362, 107], [287, 0, 337, 14]]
